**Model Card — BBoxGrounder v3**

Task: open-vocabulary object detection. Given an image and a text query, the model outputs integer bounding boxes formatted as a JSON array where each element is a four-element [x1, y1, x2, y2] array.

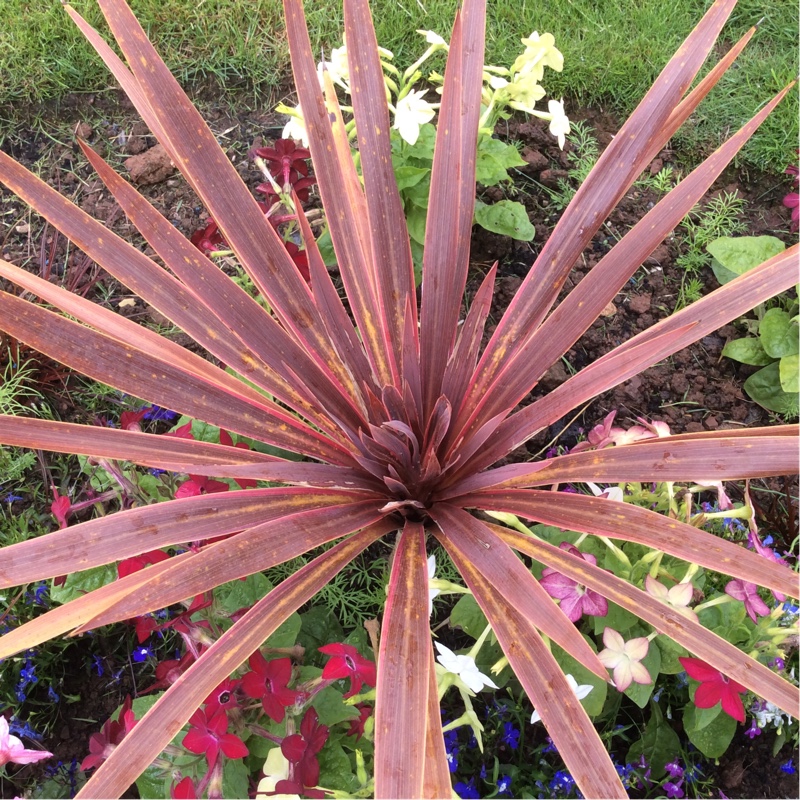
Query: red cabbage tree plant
[[0, 0, 797, 796]]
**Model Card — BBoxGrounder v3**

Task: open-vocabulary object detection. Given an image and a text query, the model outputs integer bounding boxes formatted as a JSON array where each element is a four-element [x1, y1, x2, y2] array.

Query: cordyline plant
[[0, 0, 797, 797]]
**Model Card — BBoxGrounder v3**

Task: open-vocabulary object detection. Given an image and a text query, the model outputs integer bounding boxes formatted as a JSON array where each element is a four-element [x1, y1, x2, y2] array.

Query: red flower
[[345, 704, 372, 741], [118, 548, 171, 579], [319, 643, 377, 699], [203, 677, 242, 717], [278, 707, 329, 794], [120, 407, 148, 431], [164, 421, 195, 439], [679, 657, 747, 722], [241, 653, 297, 722], [170, 776, 197, 799], [182, 708, 248, 767], [175, 474, 230, 498], [254, 138, 316, 202], [141, 652, 196, 694], [81, 696, 137, 771], [50, 488, 71, 529]]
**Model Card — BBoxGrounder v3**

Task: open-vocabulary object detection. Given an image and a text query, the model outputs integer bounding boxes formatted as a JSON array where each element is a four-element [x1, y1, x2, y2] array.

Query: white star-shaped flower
[[435, 642, 498, 693], [531, 674, 593, 723], [392, 89, 436, 146]]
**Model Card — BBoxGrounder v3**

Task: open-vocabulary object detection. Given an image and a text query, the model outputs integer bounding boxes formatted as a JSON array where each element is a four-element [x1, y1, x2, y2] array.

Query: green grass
[[0, 0, 797, 172]]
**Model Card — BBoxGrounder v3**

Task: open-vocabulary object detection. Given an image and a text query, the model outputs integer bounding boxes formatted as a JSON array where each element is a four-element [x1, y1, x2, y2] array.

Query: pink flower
[[539, 543, 608, 622], [175, 474, 230, 498], [644, 575, 698, 622], [597, 628, 651, 691], [319, 643, 377, 699], [724, 579, 771, 624], [241, 653, 297, 722], [679, 657, 747, 722], [0, 716, 53, 766], [182, 708, 248, 768]]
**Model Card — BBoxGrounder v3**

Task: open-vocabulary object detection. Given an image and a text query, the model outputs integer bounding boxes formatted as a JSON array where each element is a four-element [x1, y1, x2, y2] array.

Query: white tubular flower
[[393, 88, 436, 145], [320, 44, 350, 90], [417, 29, 448, 48], [505, 72, 546, 114], [547, 98, 570, 149], [512, 31, 564, 82], [531, 674, 593, 723], [428, 554, 441, 615], [435, 642, 498, 693]]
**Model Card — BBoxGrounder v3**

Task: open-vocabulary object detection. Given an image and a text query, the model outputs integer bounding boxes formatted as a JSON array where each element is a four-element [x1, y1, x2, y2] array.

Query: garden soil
[[0, 91, 797, 798]]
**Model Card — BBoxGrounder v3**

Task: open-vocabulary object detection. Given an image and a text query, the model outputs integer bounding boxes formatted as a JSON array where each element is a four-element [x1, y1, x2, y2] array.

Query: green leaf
[[722, 337, 773, 366], [760, 308, 799, 358], [593, 601, 638, 635], [316, 229, 338, 267], [222, 757, 250, 798], [475, 138, 526, 185], [744, 362, 799, 415], [451, 593, 488, 639], [779, 353, 799, 393], [312, 684, 361, 726], [654, 634, 689, 674], [317, 732, 361, 793], [707, 236, 786, 285], [683, 703, 737, 757], [685, 700, 722, 731], [406, 204, 428, 245], [474, 200, 535, 241], [394, 165, 430, 192], [298, 605, 344, 657], [50, 563, 117, 605], [626, 701, 681, 779]]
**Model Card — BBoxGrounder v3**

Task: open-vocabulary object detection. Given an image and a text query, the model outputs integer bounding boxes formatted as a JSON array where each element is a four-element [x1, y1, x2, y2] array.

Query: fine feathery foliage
[[0, 0, 797, 797]]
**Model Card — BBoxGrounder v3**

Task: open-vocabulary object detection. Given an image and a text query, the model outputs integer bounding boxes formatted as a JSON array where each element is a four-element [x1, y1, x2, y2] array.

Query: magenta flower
[[203, 677, 243, 717], [241, 653, 297, 722], [319, 643, 377, 698], [0, 716, 52, 766], [182, 708, 248, 767], [679, 657, 747, 722], [539, 543, 608, 622], [724, 579, 771, 623]]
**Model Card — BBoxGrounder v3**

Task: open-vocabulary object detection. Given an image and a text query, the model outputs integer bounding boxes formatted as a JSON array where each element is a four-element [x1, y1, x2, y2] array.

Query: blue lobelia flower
[[497, 775, 512, 797], [780, 759, 796, 775], [132, 645, 155, 662], [501, 721, 520, 750], [454, 777, 480, 799]]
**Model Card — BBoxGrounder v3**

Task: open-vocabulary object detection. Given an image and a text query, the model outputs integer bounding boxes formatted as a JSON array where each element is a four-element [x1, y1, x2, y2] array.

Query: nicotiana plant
[[0, 0, 797, 797]]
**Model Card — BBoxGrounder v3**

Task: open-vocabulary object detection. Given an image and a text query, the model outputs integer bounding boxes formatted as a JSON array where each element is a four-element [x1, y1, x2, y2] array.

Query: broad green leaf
[[707, 235, 786, 285], [312, 682, 361, 726], [626, 701, 680, 779], [318, 732, 362, 793], [759, 308, 799, 358], [654, 634, 689, 674], [475, 138, 526, 185], [780, 353, 799, 393], [685, 699, 722, 731], [406, 204, 428, 244], [316, 229, 338, 267], [394, 165, 430, 192], [222, 755, 250, 798], [215, 572, 274, 612], [593, 601, 638, 635], [744, 362, 798, 415], [474, 200, 535, 241], [683, 702, 737, 757], [722, 337, 773, 366], [298, 605, 344, 656], [50, 564, 117, 605], [450, 593, 488, 638]]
